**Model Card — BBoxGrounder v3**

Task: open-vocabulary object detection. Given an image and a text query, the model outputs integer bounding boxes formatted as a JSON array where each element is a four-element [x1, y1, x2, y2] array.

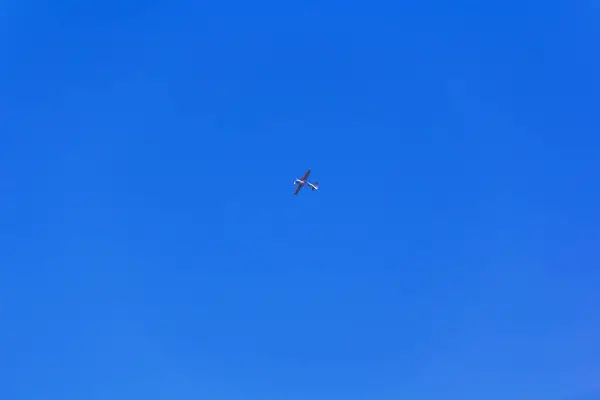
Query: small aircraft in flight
[[293, 169, 319, 195]]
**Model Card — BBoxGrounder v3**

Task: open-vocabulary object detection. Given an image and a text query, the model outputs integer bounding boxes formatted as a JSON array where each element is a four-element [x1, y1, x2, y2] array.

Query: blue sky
[[2, 1, 600, 399]]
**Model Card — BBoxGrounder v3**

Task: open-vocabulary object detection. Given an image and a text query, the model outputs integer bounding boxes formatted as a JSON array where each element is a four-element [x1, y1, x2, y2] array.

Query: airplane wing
[[294, 183, 303, 195], [301, 169, 311, 181]]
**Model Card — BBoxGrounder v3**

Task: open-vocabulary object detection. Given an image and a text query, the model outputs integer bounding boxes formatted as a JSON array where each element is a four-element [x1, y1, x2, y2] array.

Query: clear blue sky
[[2, 1, 599, 399]]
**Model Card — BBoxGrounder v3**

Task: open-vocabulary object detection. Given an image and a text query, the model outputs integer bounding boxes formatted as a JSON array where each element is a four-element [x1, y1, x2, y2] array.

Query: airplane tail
[[312, 181, 318, 190]]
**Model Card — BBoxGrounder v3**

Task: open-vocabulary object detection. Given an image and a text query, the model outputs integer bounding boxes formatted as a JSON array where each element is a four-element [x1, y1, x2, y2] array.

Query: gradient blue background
[[2, 1, 599, 399]]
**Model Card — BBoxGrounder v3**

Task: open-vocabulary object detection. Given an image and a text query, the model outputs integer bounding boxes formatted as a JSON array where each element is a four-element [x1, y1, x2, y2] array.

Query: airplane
[[293, 169, 319, 195]]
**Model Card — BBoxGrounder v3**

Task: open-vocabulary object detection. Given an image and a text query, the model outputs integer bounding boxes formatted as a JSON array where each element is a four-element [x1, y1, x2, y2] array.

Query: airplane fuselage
[[294, 179, 317, 190]]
